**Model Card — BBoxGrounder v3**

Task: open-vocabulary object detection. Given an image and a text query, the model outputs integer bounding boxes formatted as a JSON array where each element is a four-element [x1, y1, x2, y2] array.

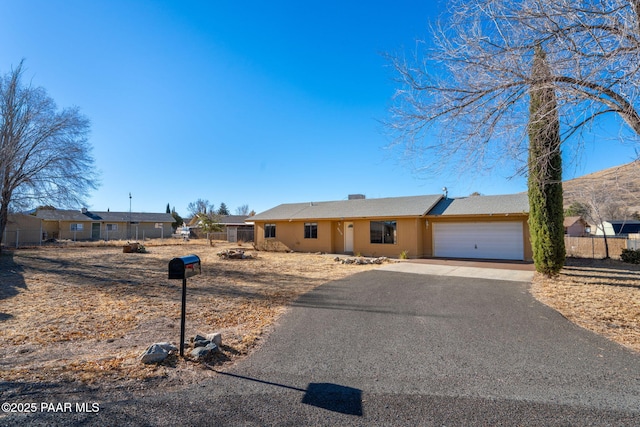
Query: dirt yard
[[0, 240, 378, 392], [1, 241, 639, 396], [531, 257, 640, 353]]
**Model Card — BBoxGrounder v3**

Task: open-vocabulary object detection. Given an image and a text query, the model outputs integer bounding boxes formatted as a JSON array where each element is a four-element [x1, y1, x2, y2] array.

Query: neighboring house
[[34, 208, 174, 241], [564, 216, 590, 237], [219, 215, 254, 242], [593, 220, 640, 237], [250, 193, 532, 261], [187, 215, 254, 242], [3, 213, 44, 247]]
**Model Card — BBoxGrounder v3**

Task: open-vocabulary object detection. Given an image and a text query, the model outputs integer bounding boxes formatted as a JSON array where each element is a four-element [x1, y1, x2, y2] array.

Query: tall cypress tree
[[528, 45, 565, 276]]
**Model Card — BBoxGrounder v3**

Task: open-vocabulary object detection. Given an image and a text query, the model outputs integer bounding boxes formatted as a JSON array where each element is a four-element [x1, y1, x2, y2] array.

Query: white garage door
[[433, 222, 524, 260]]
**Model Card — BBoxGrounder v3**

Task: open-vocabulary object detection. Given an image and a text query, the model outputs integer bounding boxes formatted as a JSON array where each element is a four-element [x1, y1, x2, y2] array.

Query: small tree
[[198, 212, 223, 246], [565, 201, 590, 219], [166, 203, 171, 214], [170, 207, 183, 232]]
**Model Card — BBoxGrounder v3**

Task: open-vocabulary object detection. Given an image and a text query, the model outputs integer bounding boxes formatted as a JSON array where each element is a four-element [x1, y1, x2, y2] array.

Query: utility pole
[[129, 192, 132, 240]]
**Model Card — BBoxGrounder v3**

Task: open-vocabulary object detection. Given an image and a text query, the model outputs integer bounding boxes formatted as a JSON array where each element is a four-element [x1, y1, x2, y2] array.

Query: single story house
[[187, 215, 255, 242], [564, 216, 590, 237], [219, 215, 254, 242], [593, 220, 640, 237], [250, 193, 532, 261], [34, 208, 175, 241]]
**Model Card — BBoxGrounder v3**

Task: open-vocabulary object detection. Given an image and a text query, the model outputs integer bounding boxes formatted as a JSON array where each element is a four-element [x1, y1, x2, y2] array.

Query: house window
[[70, 223, 84, 231], [370, 221, 396, 244], [304, 222, 318, 239], [106, 224, 118, 231], [264, 224, 276, 239]]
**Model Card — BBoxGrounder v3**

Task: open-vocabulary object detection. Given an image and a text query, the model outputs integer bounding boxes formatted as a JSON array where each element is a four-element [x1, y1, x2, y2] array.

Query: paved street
[[4, 267, 640, 426]]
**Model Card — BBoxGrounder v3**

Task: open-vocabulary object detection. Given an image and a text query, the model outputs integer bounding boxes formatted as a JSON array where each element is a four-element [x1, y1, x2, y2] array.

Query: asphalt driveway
[[5, 267, 640, 426]]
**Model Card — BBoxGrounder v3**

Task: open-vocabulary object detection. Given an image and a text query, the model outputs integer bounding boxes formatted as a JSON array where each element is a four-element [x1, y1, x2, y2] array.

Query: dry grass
[[2, 241, 639, 394], [0, 240, 377, 389], [531, 257, 640, 353]]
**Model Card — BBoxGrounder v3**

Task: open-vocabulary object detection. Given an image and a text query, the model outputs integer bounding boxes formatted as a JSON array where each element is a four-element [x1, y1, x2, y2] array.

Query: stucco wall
[[351, 217, 422, 258], [254, 218, 423, 258]]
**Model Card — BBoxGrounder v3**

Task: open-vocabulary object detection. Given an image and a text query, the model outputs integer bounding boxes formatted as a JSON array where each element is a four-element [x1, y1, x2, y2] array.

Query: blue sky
[[2, 1, 638, 216]]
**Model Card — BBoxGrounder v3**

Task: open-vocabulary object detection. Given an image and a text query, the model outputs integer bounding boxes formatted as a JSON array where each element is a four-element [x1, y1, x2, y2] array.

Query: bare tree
[[235, 204, 250, 216], [187, 198, 214, 218], [567, 167, 637, 258], [574, 182, 630, 258], [0, 61, 97, 252], [387, 0, 640, 175]]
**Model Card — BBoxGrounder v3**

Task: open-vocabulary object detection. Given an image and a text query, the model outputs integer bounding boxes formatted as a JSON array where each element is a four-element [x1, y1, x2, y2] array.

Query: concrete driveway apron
[[9, 263, 639, 426]]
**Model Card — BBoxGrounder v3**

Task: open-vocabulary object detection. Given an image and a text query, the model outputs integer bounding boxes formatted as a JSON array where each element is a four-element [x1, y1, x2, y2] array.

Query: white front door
[[344, 222, 354, 253]]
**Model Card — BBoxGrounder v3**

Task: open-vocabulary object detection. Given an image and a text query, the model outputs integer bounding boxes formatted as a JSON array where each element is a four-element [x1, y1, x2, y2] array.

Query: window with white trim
[[304, 222, 318, 239], [70, 223, 84, 231]]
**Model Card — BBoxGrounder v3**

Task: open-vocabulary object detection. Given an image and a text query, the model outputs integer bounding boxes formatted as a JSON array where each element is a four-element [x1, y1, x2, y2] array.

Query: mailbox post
[[168, 254, 201, 356]]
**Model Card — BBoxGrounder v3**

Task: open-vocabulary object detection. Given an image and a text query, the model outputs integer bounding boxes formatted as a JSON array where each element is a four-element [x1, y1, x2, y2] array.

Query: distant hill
[[562, 161, 640, 215]]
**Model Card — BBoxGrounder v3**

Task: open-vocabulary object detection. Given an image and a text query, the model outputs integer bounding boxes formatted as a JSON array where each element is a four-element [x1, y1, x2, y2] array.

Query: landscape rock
[[334, 256, 389, 265], [205, 332, 223, 347], [140, 342, 177, 364], [190, 342, 219, 360], [190, 346, 209, 359], [193, 339, 211, 348]]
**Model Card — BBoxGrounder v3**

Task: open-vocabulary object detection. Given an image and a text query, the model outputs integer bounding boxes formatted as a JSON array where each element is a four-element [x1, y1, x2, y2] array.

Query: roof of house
[[219, 215, 250, 226], [35, 209, 174, 223], [250, 195, 445, 221], [563, 216, 586, 228], [427, 193, 530, 216], [188, 215, 251, 227]]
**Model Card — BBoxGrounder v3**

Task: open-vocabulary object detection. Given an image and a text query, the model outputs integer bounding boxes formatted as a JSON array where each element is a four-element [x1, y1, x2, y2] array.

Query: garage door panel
[[433, 222, 524, 260]]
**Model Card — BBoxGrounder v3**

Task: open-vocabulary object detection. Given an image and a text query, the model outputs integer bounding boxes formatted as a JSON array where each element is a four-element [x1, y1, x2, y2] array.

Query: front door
[[91, 223, 101, 240], [344, 222, 354, 254]]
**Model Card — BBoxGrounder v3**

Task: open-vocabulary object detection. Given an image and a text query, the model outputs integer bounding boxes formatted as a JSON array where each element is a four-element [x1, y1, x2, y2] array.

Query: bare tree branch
[[386, 0, 640, 176]]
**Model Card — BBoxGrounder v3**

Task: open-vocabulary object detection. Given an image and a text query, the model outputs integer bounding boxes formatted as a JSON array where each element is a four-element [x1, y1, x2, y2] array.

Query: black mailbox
[[168, 254, 201, 280]]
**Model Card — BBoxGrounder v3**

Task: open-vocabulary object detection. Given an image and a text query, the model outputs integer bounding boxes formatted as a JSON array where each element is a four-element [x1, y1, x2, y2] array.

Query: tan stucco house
[[250, 193, 532, 261], [34, 208, 174, 241]]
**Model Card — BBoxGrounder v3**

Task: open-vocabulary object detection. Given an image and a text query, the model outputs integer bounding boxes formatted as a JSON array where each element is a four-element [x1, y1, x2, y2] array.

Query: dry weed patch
[[0, 241, 377, 389], [531, 257, 640, 352]]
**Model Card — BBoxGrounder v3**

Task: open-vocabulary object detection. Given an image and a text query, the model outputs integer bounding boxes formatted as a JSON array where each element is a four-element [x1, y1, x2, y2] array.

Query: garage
[[433, 221, 524, 261]]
